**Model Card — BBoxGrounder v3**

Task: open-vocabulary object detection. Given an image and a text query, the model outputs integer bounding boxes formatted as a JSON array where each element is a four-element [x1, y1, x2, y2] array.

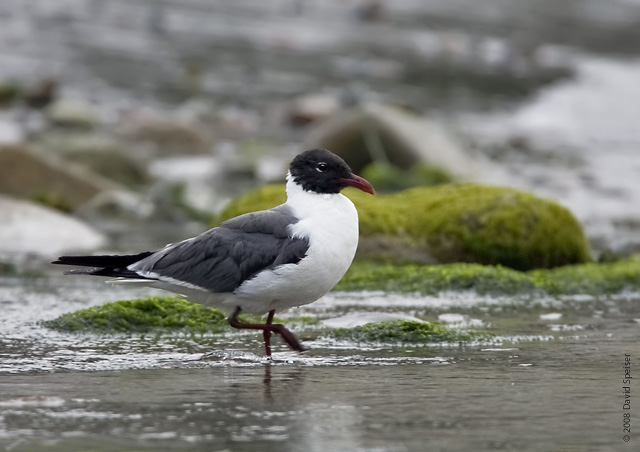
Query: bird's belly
[[231, 248, 352, 314], [231, 212, 358, 314]]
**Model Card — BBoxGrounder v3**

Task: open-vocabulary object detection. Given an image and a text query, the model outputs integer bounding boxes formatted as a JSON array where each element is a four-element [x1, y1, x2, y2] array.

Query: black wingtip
[[51, 252, 155, 268], [52, 255, 100, 267]]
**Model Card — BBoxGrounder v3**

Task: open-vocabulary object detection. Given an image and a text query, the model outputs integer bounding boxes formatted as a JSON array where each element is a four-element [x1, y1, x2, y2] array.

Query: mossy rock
[[43, 296, 229, 333], [43, 296, 313, 334], [337, 261, 536, 294], [216, 183, 591, 270], [337, 255, 640, 296], [329, 320, 491, 344], [218, 184, 286, 220]]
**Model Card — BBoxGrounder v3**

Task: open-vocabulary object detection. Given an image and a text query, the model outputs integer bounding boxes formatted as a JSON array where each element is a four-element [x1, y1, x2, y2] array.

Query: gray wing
[[130, 205, 309, 293]]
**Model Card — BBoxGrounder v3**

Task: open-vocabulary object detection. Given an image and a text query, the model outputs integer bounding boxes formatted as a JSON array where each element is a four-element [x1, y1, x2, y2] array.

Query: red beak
[[340, 173, 375, 195]]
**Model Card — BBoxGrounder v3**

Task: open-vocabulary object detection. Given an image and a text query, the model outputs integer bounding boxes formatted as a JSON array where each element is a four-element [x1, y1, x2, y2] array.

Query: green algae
[[337, 256, 640, 296], [337, 261, 537, 295], [215, 183, 590, 271], [528, 255, 640, 295], [43, 296, 229, 333], [330, 319, 491, 344], [43, 296, 319, 334]]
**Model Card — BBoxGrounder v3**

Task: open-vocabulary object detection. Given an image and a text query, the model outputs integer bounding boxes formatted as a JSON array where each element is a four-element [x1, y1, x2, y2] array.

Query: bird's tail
[[52, 252, 155, 278]]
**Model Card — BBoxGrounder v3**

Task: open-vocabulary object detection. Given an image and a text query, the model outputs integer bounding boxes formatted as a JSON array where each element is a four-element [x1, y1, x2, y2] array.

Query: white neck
[[284, 170, 358, 233], [285, 170, 337, 209]]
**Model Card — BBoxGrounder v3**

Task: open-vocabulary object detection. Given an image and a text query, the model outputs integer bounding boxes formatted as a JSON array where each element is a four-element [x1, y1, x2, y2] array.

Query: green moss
[[360, 184, 591, 270], [216, 183, 591, 270], [43, 296, 229, 333], [337, 256, 640, 296], [31, 191, 73, 213], [216, 184, 285, 223], [360, 162, 454, 192], [529, 255, 640, 295], [42, 296, 319, 334], [337, 261, 537, 294], [285, 316, 321, 327], [330, 320, 490, 344]]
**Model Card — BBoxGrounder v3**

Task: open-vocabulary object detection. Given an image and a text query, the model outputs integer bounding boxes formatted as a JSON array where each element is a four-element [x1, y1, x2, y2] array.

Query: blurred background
[[1, 0, 640, 260]]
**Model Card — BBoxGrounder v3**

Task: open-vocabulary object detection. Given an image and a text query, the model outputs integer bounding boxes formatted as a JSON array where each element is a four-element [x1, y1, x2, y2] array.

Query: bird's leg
[[263, 310, 275, 357], [228, 307, 306, 356]]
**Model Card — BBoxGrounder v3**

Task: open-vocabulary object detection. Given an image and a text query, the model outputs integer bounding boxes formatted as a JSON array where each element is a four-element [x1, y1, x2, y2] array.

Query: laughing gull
[[53, 149, 375, 357]]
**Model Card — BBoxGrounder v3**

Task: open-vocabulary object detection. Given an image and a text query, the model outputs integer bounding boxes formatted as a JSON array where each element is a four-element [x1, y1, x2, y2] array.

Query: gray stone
[[119, 114, 213, 156], [75, 190, 155, 224], [0, 195, 106, 256], [46, 98, 100, 129], [304, 103, 480, 179], [288, 92, 340, 126], [35, 132, 150, 188], [0, 144, 122, 210]]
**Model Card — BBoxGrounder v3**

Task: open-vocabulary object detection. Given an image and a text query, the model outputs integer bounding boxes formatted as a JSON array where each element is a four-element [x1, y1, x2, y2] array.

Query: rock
[[36, 132, 150, 188], [216, 183, 591, 270], [213, 106, 260, 139], [75, 190, 155, 224], [288, 92, 340, 126], [46, 98, 99, 129], [304, 103, 479, 179], [0, 195, 106, 256], [359, 184, 591, 269], [23, 78, 58, 110], [149, 155, 219, 211], [119, 111, 213, 156], [360, 161, 454, 192], [0, 144, 122, 210], [0, 120, 24, 144]]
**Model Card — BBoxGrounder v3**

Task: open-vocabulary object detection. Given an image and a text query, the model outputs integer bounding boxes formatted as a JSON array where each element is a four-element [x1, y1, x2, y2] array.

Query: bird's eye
[[316, 162, 328, 172]]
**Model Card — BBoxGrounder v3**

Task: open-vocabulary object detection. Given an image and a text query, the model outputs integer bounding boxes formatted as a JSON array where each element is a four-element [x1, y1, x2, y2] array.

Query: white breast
[[229, 176, 359, 314]]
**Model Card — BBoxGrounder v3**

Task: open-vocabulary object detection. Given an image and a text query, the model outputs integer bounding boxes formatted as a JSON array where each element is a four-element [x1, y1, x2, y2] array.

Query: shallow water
[[1, 274, 639, 451]]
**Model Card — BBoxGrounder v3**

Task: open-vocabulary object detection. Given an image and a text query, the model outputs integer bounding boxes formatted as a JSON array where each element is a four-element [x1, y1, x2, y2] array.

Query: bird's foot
[[228, 307, 306, 356], [271, 324, 306, 353]]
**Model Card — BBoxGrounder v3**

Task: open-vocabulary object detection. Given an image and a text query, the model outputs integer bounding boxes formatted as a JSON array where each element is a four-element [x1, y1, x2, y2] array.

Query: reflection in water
[[261, 363, 307, 403]]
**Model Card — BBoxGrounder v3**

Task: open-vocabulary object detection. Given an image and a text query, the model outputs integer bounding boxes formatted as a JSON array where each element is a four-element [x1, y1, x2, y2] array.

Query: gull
[[53, 149, 375, 357]]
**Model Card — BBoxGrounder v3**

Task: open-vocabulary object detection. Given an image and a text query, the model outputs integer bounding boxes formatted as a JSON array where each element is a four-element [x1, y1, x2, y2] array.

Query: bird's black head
[[289, 149, 375, 195]]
